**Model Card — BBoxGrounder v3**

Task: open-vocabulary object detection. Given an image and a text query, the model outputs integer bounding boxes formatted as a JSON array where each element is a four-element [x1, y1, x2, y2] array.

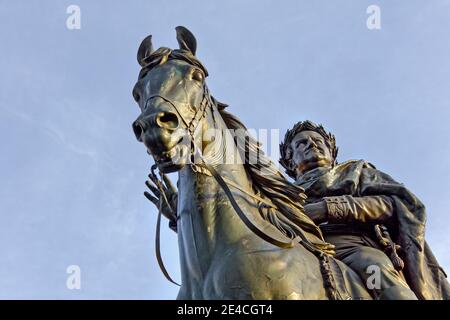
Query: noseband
[[145, 83, 209, 139]]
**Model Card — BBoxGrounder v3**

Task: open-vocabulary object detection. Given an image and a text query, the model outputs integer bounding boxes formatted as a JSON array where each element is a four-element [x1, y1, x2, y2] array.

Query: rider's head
[[280, 120, 338, 179]]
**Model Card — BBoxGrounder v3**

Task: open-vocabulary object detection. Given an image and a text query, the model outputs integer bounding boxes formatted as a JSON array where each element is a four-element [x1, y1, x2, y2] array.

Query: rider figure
[[279, 120, 449, 300]]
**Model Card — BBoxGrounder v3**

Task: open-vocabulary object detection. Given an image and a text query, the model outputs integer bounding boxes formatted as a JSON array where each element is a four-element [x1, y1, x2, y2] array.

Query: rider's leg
[[325, 234, 418, 300]]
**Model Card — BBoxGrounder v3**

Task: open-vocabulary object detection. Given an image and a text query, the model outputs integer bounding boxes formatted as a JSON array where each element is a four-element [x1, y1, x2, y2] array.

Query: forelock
[[138, 47, 208, 77]]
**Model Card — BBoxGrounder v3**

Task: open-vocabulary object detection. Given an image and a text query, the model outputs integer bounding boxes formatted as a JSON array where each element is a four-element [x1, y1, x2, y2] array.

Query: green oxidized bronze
[[132, 27, 449, 300]]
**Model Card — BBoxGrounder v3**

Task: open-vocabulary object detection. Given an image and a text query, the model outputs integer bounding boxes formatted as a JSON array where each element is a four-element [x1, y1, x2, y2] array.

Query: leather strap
[[199, 162, 298, 249], [153, 165, 181, 286], [156, 202, 181, 286]]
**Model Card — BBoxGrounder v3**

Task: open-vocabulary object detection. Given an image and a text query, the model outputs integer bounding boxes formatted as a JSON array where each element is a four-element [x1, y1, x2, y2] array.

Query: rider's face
[[290, 130, 333, 176]]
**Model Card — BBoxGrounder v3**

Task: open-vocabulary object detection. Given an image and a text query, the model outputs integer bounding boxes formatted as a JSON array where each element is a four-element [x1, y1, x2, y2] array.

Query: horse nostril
[[132, 120, 145, 141], [156, 112, 179, 129]]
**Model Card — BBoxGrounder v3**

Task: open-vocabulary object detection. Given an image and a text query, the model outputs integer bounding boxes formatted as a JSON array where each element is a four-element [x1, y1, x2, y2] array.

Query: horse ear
[[175, 26, 197, 55], [137, 35, 154, 66]]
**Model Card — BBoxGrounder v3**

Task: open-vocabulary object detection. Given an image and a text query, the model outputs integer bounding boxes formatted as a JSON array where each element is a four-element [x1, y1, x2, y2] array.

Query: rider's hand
[[144, 172, 178, 232], [304, 200, 328, 224]]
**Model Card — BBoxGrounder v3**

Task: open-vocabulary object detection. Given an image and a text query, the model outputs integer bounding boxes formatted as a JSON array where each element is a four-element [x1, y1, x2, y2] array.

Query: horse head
[[132, 26, 213, 173]]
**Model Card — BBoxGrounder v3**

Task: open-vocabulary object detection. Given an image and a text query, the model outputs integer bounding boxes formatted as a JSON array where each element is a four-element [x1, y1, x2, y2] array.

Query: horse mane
[[217, 107, 334, 253]]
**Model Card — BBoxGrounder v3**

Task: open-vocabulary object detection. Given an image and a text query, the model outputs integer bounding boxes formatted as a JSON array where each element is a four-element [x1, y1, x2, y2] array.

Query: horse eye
[[192, 70, 204, 82]]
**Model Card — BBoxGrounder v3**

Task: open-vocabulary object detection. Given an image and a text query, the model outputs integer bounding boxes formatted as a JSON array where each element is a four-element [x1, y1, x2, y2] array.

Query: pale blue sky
[[1, 0, 449, 299]]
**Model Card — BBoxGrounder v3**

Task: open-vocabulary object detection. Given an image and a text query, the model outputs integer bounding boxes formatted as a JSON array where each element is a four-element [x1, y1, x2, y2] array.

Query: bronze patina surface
[[133, 27, 448, 300]]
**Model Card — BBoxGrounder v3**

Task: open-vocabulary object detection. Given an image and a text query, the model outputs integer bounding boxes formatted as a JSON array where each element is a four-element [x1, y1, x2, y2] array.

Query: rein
[[151, 164, 181, 287]]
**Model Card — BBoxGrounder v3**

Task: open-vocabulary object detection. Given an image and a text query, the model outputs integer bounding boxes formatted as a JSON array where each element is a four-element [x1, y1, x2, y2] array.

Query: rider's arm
[[324, 195, 395, 225]]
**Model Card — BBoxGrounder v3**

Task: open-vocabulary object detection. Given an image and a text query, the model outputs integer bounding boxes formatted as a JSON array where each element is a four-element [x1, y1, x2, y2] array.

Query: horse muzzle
[[132, 110, 190, 173]]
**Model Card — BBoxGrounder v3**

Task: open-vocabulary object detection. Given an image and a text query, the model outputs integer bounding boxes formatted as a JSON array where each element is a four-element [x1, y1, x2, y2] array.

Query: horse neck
[[176, 104, 260, 282]]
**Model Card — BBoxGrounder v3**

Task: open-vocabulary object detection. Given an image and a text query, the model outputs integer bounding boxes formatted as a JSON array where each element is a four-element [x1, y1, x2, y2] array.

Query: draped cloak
[[296, 159, 450, 300]]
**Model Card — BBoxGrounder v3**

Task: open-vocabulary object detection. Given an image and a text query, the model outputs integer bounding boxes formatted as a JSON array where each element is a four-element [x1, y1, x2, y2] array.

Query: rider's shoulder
[[335, 159, 376, 170]]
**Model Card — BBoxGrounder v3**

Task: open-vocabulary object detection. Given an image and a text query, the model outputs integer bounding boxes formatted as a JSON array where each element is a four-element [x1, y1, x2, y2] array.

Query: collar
[[296, 166, 332, 185]]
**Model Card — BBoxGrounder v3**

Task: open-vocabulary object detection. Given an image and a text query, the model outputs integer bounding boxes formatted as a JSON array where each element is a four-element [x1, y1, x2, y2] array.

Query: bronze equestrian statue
[[132, 27, 448, 299], [132, 26, 372, 299]]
